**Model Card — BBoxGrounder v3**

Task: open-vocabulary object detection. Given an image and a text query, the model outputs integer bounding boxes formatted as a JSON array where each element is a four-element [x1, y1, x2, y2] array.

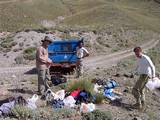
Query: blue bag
[[104, 89, 114, 96], [104, 81, 117, 89]]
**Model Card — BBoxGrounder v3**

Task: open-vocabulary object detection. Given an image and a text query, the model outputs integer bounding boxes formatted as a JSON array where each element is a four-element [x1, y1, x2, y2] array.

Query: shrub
[[92, 30, 97, 34], [50, 108, 81, 120], [3, 48, 11, 53], [30, 79, 37, 84], [11, 41, 18, 46], [67, 78, 94, 93], [0, 35, 14, 48], [105, 43, 111, 48], [14, 56, 23, 64], [97, 36, 106, 46], [1, 42, 11, 48], [33, 42, 39, 46], [13, 48, 21, 52], [82, 109, 113, 120], [12, 105, 31, 119], [25, 43, 30, 46], [19, 42, 24, 47], [0, 80, 4, 85], [23, 47, 36, 54], [85, 41, 91, 47], [93, 93, 105, 104], [23, 53, 36, 60]]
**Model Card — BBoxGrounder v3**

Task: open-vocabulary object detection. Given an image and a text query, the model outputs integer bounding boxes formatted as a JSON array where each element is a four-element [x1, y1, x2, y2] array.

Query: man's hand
[[47, 58, 52, 63]]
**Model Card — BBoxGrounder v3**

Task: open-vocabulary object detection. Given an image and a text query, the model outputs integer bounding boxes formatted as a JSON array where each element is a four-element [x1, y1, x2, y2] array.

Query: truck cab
[[48, 38, 83, 74]]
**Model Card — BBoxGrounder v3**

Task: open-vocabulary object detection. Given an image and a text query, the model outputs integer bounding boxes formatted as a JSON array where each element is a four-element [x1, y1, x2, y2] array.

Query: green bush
[[67, 78, 94, 93], [23, 53, 36, 60], [37, 108, 81, 120], [85, 41, 91, 47], [12, 105, 31, 119], [0, 42, 12, 48], [23, 46, 36, 54], [82, 109, 113, 120], [93, 93, 105, 104]]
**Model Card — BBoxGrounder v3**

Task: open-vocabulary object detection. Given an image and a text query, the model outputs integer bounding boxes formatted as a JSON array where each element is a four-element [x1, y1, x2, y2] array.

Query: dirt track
[[85, 39, 159, 70], [0, 39, 158, 74]]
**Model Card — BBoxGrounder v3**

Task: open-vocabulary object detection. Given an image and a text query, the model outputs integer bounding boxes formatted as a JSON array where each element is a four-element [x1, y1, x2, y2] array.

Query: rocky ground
[[0, 31, 160, 120]]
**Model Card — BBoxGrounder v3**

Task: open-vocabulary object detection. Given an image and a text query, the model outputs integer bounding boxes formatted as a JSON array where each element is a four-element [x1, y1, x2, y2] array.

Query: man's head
[[133, 46, 142, 58], [41, 36, 52, 46], [79, 42, 83, 48]]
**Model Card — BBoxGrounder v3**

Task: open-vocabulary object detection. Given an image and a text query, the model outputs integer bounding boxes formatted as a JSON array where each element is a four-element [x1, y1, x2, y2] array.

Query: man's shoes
[[132, 103, 142, 109]]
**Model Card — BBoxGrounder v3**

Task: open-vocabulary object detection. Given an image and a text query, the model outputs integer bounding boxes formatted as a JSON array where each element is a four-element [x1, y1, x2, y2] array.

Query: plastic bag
[[45, 89, 55, 101], [80, 103, 96, 113], [54, 90, 65, 100], [27, 94, 39, 109], [154, 77, 160, 88], [63, 96, 76, 108], [146, 77, 160, 91], [94, 83, 103, 93]]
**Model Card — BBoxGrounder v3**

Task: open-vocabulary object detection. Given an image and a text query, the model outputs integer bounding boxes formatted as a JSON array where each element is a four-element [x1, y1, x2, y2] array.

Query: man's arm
[[83, 53, 89, 58], [146, 57, 155, 78], [36, 47, 49, 63], [82, 47, 90, 58]]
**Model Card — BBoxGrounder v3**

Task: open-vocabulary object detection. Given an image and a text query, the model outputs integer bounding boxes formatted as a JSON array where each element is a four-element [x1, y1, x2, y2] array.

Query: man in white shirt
[[76, 42, 90, 78], [131, 46, 155, 109]]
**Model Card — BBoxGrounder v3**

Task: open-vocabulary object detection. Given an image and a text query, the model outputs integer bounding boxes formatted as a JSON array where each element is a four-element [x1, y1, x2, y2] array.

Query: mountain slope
[[0, 0, 160, 32], [63, 0, 160, 32], [0, 0, 70, 31]]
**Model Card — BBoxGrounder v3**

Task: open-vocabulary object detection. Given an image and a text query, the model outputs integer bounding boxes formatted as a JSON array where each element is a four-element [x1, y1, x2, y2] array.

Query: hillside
[[0, 0, 160, 32], [63, 0, 160, 32], [0, 0, 71, 31]]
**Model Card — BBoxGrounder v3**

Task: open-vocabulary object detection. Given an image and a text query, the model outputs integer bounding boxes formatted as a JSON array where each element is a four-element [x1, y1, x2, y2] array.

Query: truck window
[[61, 44, 72, 52]]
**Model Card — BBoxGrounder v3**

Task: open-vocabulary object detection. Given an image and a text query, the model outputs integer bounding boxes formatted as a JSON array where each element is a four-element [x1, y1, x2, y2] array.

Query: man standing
[[76, 42, 90, 78], [36, 36, 52, 95], [131, 46, 155, 109]]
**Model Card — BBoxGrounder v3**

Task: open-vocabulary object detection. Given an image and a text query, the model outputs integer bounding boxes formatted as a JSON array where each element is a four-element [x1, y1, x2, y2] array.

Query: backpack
[[75, 90, 93, 104]]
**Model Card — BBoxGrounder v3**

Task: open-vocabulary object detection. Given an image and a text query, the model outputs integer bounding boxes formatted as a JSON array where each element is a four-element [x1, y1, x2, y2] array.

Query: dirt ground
[[0, 37, 160, 119]]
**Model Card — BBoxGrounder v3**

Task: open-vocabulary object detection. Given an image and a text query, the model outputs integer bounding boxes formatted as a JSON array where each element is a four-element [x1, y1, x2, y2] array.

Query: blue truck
[[48, 38, 84, 74]]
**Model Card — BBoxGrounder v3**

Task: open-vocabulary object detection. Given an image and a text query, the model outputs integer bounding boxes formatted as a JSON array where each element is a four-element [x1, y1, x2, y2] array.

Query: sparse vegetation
[[93, 93, 105, 104], [67, 78, 94, 93], [23, 47, 36, 54], [12, 105, 31, 119], [82, 109, 113, 120], [23, 53, 35, 60], [14, 56, 23, 64]]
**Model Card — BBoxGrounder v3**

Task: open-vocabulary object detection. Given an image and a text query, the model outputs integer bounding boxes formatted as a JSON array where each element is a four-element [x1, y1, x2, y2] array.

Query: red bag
[[70, 90, 80, 98]]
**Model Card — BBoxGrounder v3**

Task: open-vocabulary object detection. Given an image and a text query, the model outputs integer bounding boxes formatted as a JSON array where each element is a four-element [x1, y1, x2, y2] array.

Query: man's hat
[[41, 36, 52, 44]]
